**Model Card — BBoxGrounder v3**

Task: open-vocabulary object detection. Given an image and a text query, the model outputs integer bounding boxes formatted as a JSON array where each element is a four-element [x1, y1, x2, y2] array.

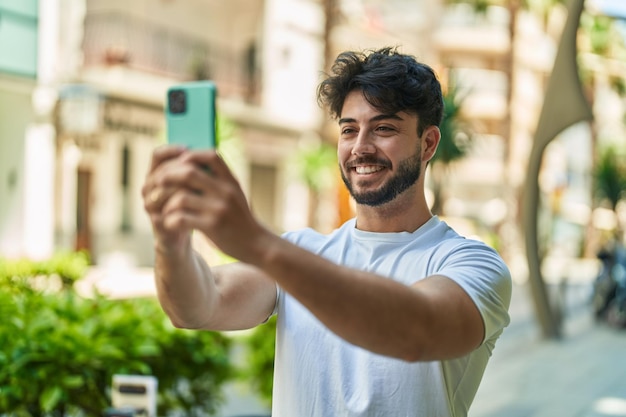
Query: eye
[[375, 125, 396, 134], [341, 127, 357, 135]]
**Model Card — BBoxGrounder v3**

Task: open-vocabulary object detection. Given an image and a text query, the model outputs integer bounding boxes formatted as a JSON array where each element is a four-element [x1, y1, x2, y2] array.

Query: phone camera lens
[[168, 89, 186, 114]]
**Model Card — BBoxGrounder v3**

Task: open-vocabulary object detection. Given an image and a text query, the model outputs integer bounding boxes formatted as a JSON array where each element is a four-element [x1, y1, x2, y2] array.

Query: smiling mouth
[[354, 165, 384, 174]]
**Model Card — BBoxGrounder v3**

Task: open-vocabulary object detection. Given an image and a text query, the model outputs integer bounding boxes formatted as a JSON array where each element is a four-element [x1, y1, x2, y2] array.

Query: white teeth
[[355, 165, 383, 174]]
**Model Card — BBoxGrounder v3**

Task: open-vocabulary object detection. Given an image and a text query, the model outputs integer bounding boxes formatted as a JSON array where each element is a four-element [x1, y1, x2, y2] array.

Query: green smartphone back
[[165, 81, 217, 149]]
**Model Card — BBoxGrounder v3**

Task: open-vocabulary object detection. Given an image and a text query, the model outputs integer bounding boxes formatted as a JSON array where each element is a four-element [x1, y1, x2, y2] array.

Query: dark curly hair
[[317, 47, 443, 135]]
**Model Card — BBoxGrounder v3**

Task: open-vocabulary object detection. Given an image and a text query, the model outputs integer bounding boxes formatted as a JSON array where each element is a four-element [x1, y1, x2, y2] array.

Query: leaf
[[135, 342, 161, 357], [63, 375, 85, 388], [40, 385, 63, 411], [432, 76, 471, 166]]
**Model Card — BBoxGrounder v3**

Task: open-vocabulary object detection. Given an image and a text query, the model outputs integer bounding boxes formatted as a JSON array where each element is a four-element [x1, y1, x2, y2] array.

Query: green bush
[[0, 250, 90, 291], [242, 316, 276, 407], [0, 252, 233, 416]]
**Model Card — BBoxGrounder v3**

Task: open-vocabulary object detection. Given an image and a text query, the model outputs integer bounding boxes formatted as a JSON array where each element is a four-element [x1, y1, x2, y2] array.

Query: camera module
[[168, 89, 186, 114]]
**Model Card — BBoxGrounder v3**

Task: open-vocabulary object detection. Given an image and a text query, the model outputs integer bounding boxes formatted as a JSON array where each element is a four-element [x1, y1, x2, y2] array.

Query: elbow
[[399, 347, 426, 363], [386, 338, 427, 362], [169, 318, 191, 329], [166, 312, 209, 330], [402, 354, 422, 363], [169, 318, 209, 330], [397, 330, 430, 362], [396, 334, 448, 362], [399, 341, 476, 363], [400, 347, 449, 363]]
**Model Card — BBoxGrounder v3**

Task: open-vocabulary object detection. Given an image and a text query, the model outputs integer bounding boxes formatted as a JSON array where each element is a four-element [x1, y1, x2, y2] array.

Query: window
[[0, 0, 38, 77]]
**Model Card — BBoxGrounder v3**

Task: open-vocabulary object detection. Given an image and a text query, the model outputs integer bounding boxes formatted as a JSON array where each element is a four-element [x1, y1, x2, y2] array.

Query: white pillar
[[38, 0, 60, 85], [21, 0, 61, 259], [262, 0, 324, 129], [23, 125, 56, 259]]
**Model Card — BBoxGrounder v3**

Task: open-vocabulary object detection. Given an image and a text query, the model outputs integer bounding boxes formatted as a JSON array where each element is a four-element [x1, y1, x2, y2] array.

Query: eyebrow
[[338, 113, 404, 125]]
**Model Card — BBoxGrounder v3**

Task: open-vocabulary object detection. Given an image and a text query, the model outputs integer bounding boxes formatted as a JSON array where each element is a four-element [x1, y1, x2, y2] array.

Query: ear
[[421, 126, 441, 163]]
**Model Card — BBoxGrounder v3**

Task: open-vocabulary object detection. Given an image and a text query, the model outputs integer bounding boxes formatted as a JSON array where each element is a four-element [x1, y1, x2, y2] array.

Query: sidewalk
[[471, 282, 626, 417], [78, 254, 157, 299]]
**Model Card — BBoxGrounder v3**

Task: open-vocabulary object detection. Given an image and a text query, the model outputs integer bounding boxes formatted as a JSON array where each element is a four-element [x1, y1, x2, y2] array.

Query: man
[[142, 47, 511, 417]]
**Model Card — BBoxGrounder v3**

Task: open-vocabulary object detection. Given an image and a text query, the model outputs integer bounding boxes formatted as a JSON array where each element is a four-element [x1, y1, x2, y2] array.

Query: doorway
[[75, 168, 92, 258]]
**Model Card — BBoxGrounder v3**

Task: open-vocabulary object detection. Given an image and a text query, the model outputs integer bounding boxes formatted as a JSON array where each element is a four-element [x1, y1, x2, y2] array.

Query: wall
[[0, 81, 34, 257], [262, 0, 325, 129], [85, 0, 263, 57]]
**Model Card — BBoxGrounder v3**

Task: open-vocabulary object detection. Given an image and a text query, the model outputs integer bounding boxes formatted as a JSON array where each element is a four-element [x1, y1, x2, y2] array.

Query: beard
[[340, 149, 423, 207]]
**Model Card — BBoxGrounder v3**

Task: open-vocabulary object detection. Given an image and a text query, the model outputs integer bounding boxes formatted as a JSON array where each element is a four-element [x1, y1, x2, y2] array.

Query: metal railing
[[82, 12, 260, 102]]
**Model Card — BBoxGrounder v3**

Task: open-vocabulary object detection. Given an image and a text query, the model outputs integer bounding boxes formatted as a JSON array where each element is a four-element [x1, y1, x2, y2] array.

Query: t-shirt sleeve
[[437, 240, 512, 344]]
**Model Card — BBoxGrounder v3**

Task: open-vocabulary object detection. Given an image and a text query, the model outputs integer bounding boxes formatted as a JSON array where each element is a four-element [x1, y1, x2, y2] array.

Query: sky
[[590, 0, 626, 19]]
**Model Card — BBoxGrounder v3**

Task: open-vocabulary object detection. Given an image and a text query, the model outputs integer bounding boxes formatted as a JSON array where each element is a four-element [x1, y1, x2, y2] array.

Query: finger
[[144, 146, 205, 198], [147, 191, 189, 230], [162, 210, 196, 234], [145, 184, 172, 207], [143, 146, 188, 200], [160, 195, 206, 233], [182, 151, 238, 183], [161, 187, 233, 235], [151, 209, 194, 243], [157, 159, 216, 196], [149, 145, 187, 172], [161, 189, 206, 217], [144, 185, 175, 213]]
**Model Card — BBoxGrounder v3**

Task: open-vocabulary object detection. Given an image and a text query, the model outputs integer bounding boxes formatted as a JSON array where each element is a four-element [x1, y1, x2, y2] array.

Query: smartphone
[[165, 81, 217, 149]]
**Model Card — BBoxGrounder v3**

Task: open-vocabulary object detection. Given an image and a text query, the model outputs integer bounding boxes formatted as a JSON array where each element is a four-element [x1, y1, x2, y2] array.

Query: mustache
[[345, 157, 392, 170]]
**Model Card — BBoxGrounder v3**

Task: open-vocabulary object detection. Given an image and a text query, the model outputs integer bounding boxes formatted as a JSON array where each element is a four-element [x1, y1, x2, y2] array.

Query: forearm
[[144, 148, 277, 331], [154, 239, 218, 329], [251, 235, 480, 361], [154, 239, 278, 331], [265, 243, 426, 359]]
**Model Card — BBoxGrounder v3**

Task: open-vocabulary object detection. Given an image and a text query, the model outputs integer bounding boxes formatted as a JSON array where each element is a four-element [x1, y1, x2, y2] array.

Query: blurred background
[[0, 0, 625, 415]]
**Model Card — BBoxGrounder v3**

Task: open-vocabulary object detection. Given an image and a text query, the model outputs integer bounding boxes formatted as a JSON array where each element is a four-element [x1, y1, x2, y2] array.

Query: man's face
[[337, 90, 424, 207]]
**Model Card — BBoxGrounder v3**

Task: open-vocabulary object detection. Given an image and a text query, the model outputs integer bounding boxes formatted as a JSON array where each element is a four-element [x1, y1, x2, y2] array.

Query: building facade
[[0, 0, 47, 259], [1, 0, 623, 275], [1, 0, 328, 266]]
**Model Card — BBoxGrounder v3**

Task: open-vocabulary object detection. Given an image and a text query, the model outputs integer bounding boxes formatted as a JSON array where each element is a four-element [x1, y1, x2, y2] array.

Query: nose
[[351, 131, 376, 156]]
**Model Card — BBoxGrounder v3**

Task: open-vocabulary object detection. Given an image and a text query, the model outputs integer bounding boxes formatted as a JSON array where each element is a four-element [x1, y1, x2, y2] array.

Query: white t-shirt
[[271, 217, 511, 417]]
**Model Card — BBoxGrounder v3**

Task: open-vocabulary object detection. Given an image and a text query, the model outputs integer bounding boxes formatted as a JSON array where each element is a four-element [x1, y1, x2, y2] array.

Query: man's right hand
[[141, 145, 279, 332], [142, 145, 192, 254]]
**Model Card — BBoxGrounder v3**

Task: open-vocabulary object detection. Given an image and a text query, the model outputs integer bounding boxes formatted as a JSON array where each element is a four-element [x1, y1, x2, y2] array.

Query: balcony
[[434, 3, 510, 66], [82, 12, 261, 103]]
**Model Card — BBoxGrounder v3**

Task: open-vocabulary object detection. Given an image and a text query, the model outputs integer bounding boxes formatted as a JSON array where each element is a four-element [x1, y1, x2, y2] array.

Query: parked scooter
[[592, 242, 626, 328]]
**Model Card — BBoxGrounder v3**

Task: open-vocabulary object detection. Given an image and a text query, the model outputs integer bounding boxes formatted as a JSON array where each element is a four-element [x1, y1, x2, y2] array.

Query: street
[[472, 281, 626, 417]]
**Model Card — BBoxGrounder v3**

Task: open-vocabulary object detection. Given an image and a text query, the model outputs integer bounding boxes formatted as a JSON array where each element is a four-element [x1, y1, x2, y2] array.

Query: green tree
[[293, 140, 338, 228], [577, 8, 626, 256], [429, 77, 472, 215], [593, 145, 626, 233]]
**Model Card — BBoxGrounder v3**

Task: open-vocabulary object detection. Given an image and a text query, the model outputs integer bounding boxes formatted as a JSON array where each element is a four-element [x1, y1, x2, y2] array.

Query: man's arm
[[160, 150, 489, 362], [246, 233, 484, 362], [153, 243, 277, 331], [143, 146, 277, 332]]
